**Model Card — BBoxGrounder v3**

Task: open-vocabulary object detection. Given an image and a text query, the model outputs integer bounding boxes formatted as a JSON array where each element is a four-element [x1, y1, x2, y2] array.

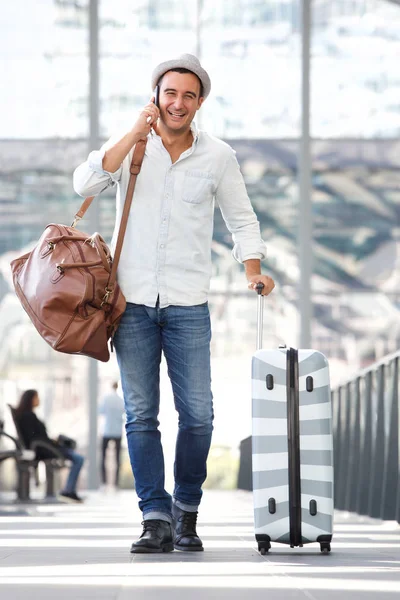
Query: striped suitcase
[[251, 286, 334, 554]]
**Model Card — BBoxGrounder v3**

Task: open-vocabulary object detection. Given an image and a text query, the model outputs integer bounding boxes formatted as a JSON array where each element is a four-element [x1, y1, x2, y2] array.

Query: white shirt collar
[[150, 120, 199, 147], [190, 121, 199, 144]]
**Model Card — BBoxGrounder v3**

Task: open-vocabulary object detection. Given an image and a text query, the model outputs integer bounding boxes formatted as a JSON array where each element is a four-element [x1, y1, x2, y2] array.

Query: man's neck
[[154, 122, 194, 163], [155, 122, 193, 150]]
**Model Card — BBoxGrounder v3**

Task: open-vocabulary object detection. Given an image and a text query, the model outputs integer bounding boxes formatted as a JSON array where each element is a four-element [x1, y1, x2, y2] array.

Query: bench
[[7, 405, 68, 500], [0, 422, 36, 500]]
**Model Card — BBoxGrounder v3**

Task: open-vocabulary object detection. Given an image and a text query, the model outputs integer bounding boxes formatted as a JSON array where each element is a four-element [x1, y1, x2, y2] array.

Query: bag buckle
[[101, 287, 112, 307], [84, 236, 95, 248], [71, 215, 81, 228]]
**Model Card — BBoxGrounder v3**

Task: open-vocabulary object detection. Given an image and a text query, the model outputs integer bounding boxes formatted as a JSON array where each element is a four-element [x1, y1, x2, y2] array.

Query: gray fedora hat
[[151, 53, 211, 99]]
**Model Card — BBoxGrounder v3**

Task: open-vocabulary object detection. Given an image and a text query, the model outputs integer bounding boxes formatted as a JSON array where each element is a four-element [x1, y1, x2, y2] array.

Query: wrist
[[246, 273, 261, 282], [129, 127, 144, 143], [244, 258, 261, 280]]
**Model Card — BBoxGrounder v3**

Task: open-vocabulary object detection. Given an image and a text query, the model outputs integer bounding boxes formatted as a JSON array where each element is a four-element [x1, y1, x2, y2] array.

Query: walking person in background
[[73, 53, 275, 553], [99, 381, 125, 489], [14, 389, 85, 503]]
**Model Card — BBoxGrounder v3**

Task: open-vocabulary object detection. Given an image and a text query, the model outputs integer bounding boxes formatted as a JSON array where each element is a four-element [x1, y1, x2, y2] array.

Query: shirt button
[[160, 244, 164, 248]]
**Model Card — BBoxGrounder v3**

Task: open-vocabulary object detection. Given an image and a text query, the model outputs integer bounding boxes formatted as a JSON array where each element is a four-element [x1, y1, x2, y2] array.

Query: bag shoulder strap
[[109, 139, 146, 286], [73, 139, 147, 287]]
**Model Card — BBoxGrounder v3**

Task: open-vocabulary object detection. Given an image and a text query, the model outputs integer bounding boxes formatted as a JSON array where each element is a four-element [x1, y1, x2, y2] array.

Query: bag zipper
[[63, 226, 96, 314], [74, 240, 95, 307]]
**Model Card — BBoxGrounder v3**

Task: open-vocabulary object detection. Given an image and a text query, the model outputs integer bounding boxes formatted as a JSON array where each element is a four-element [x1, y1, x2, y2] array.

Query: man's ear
[[197, 97, 205, 110]]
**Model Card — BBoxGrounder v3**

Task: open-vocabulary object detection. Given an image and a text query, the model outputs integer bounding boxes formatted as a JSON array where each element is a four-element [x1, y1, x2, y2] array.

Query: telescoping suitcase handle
[[256, 283, 264, 351]]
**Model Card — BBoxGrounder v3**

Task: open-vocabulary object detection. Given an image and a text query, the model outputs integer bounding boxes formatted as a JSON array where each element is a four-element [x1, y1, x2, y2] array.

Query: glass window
[[312, 0, 400, 138], [99, 0, 301, 139], [0, 0, 89, 139]]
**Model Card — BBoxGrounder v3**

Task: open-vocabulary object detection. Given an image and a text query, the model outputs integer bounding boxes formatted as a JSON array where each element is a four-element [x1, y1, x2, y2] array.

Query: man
[[73, 53, 274, 553], [98, 381, 125, 488]]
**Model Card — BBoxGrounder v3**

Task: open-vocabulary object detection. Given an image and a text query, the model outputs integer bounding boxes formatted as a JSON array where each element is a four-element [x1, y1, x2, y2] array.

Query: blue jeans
[[113, 302, 214, 522], [61, 449, 84, 494]]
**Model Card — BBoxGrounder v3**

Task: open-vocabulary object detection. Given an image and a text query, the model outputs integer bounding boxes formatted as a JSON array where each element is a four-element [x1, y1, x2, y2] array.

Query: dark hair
[[15, 389, 38, 415], [158, 68, 204, 98]]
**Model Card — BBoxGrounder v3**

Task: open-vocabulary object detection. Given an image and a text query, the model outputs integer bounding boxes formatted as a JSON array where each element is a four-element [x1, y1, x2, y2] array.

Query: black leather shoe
[[172, 504, 204, 552], [130, 519, 174, 554], [59, 491, 84, 503]]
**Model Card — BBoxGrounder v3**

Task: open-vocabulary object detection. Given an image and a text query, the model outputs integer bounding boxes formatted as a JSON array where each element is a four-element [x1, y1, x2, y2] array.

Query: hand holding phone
[[146, 85, 160, 123]]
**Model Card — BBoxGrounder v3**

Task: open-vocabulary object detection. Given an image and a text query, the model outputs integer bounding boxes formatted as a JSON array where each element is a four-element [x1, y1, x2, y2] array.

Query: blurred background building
[[1, 0, 399, 490]]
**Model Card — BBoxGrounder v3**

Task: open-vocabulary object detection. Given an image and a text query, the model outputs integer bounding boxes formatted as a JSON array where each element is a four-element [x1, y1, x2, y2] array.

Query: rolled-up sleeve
[[215, 150, 266, 263], [73, 138, 123, 198]]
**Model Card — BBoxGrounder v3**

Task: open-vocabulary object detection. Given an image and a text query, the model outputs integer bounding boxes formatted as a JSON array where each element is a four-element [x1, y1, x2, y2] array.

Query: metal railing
[[333, 350, 400, 523]]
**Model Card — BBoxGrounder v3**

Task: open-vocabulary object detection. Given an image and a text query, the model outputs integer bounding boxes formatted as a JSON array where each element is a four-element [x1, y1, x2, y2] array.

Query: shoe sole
[[58, 496, 82, 503], [174, 543, 204, 552], [130, 542, 174, 554]]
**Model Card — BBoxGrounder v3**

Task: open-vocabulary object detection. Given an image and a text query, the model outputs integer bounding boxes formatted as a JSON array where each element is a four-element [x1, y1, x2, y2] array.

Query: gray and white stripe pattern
[[251, 348, 334, 544]]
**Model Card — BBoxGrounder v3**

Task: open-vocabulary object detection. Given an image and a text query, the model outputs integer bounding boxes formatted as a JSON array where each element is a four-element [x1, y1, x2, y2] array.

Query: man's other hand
[[247, 274, 275, 296]]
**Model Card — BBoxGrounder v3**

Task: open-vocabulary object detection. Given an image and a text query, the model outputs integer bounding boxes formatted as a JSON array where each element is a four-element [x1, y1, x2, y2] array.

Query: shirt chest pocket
[[182, 170, 214, 204]]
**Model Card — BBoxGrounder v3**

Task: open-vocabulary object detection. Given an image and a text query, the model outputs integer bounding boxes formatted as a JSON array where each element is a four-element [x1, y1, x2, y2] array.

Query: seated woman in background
[[14, 389, 85, 503]]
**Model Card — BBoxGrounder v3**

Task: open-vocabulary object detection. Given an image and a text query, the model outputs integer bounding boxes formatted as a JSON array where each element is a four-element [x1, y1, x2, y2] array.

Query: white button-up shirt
[[73, 123, 266, 308]]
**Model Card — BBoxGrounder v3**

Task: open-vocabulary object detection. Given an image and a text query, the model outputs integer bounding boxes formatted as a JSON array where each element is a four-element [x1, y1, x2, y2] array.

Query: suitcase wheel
[[320, 542, 331, 554], [258, 541, 271, 555]]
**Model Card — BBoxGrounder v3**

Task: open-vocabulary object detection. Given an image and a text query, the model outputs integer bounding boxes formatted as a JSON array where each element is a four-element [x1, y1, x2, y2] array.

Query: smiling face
[[158, 71, 204, 136]]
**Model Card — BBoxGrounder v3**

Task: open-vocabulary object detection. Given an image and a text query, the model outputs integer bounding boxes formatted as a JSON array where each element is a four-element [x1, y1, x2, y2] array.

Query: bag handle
[[72, 139, 147, 288]]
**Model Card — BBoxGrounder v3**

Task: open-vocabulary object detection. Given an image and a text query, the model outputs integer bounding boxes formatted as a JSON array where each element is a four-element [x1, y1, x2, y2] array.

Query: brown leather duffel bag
[[10, 140, 146, 363]]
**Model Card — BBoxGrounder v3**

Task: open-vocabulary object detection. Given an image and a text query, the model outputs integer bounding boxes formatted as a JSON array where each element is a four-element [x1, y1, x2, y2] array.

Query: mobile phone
[[147, 85, 160, 124], [154, 85, 160, 109]]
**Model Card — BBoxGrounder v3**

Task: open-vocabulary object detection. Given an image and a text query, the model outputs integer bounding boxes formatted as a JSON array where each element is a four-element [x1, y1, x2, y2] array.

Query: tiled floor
[[0, 489, 399, 599]]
